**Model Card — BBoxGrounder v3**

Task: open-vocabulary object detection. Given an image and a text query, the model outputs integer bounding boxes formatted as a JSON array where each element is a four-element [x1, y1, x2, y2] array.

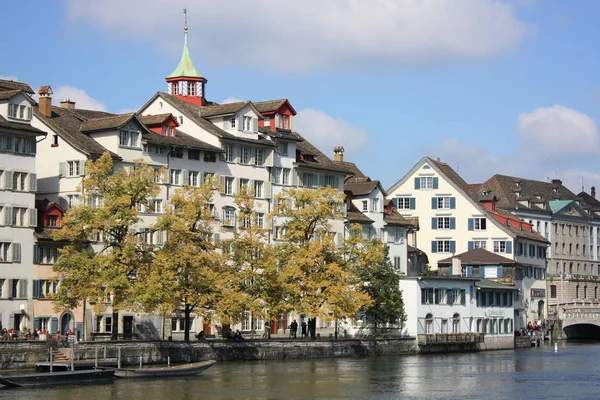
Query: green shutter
[[450, 241, 456, 253], [450, 197, 456, 209], [466, 266, 473, 277], [409, 198, 416, 210], [433, 177, 439, 189], [431, 217, 438, 229], [468, 218, 474, 231], [431, 197, 438, 209], [498, 266, 504, 278], [32, 280, 40, 299], [506, 241, 512, 254], [414, 178, 420, 189], [450, 218, 456, 230], [393, 198, 398, 209], [50, 317, 58, 335], [33, 245, 41, 264], [431, 241, 438, 253], [468, 241, 474, 251]]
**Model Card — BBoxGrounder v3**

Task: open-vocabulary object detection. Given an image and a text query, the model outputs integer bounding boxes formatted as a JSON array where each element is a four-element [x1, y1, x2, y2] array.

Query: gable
[[550, 200, 590, 219]]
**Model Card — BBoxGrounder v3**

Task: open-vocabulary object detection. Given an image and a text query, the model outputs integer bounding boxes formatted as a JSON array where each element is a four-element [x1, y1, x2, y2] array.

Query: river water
[[3, 342, 600, 399]]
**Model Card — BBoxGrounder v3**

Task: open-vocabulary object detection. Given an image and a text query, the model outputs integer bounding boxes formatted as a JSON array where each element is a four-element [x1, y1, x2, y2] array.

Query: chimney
[[551, 179, 562, 185], [592, 186, 596, 199], [333, 146, 345, 162], [38, 85, 53, 118], [60, 99, 76, 109]]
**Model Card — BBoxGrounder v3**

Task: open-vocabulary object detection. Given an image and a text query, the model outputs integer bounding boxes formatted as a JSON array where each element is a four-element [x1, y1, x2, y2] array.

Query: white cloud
[[65, 0, 528, 72], [295, 109, 369, 154], [222, 98, 243, 104], [517, 105, 600, 156], [51, 86, 107, 111], [0, 75, 19, 82]]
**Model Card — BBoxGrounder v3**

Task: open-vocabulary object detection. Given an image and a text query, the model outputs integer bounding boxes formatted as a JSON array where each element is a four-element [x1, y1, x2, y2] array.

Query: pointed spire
[[166, 9, 202, 79]]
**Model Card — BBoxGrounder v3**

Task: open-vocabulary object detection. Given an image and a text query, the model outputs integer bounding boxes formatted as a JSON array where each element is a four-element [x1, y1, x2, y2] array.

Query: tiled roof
[[345, 181, 378, 196], [383, 210, 413, 226], [0, 89, 23, 100], [258, 126, 303, 142], [138, 113, 174, 126], [489, 208, 549, 243], [295, 134, 354, 175], [33, 107, 120, 159], [347, 212, 374, 224], [199, 101, 251, 117], [428, 157, 472, 194], [80, 113, 136, 133], [145, 130, 223, 152], [475, 279, 517, 290], [337, 161, 369, 182], [578, 191, 600, 212], [0, 115, 45, 134], [0, 79, 34, 94], [404, 217, 419, 229], [437, 247, 517, 265], [478, 174, 578, 212], [156, 93, 274, 147], [253, 99, 288, 113]]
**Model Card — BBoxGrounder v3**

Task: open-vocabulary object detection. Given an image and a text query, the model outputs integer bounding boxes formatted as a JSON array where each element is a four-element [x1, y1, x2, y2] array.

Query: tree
[[135, 176, 235, 341], [345, 226, 405, 332], [272, 187, 372, 338], [53, 153, 160, 340], [223, 186, 283, 334]]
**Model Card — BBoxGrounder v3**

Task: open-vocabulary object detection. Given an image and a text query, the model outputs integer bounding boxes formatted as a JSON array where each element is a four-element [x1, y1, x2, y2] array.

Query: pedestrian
[[301, 321, 307, 338], [290, 320, 298, 338], [263, 321, 271, 339]]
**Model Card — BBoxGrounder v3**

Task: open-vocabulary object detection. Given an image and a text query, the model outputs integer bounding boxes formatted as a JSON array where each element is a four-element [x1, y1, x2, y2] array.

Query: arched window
[[425, 313, 433, 334], [550, 285, 557, 299], [452, 313, 461, 333], [584, 286, 588, 299], [576, 285, 580, 299], [569, 263, 573, 274]]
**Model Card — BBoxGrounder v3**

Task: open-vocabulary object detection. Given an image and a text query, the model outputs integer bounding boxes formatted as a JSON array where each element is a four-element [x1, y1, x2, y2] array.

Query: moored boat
[[0, 369, 115, 388], [114, 360, 216, 378]]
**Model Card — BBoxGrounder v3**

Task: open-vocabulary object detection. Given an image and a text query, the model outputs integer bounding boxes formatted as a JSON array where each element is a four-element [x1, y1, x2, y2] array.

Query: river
[[2, 342, 600, 399]]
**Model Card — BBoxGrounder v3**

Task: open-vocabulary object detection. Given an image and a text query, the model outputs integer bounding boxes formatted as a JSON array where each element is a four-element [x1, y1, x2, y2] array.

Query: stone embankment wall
[[0, 338, 418, 369]]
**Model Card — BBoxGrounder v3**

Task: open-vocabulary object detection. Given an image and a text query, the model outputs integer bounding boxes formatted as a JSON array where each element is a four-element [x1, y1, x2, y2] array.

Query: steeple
[[165, 8, 207, 106]]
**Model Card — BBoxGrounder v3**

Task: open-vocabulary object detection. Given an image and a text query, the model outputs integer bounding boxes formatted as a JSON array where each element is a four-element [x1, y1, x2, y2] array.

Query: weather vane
[[183, 8, 188, 28]]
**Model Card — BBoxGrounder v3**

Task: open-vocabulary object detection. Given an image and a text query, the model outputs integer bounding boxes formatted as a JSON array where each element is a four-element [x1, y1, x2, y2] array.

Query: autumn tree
[[53, 152, 160, 340], [271, 186, 372, 338], [135, 176, 235, 341], [344, 226, 405, 333]]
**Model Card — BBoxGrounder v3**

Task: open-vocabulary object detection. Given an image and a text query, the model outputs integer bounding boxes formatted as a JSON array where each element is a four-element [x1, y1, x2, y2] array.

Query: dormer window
[[169, 126, 174, 136], [229, 117, 236, 129], [119, 129, 140, 148], [188, 82, 196, 96], [264, 116, 271, 126], [283, 115, 290, 130], [242, 116, 256, 132], [162, 126, 167, 136], [8, 103, 32, 121], [279, 142, 288, 156]]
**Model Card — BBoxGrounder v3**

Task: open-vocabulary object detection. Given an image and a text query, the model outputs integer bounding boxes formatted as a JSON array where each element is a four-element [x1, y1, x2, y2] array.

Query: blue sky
[[2, 0, 600, 194]]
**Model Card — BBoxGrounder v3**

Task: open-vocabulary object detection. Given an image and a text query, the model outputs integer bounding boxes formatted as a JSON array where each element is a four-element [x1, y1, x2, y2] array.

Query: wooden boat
[[0, 369, 115, 388], [114, 360, 216, 378]]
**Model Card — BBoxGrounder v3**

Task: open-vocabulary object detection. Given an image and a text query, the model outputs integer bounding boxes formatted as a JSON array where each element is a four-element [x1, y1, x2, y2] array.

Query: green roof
[[549, 200, 573, 213], [166, 28, 202, 79]]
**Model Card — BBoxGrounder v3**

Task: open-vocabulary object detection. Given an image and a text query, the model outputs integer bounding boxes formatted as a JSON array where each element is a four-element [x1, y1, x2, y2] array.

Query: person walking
[[301, 321, 307, 338], [290, 320, 298, 338], [263, 321, 271, 339]]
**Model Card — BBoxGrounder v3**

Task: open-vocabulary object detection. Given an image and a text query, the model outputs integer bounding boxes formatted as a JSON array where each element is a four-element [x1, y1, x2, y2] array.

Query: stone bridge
[[558, 303, 600, 339]]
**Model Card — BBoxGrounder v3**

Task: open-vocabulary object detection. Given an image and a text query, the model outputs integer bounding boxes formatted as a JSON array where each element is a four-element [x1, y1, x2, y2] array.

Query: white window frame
[[437, 217, 451, 230], [493, 240, 507, 253], [437, 197, 451, 209], [474, 218, 487, 231], [420, 177, 434, 189]]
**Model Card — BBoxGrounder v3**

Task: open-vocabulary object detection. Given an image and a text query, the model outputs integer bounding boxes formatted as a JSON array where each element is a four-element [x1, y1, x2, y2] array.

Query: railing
[[418, 333, 484, 345]]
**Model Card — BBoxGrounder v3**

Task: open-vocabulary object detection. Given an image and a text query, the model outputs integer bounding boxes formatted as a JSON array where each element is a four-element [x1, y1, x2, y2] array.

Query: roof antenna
[[582, 176, 584, 193], [456, 162, 459, 173], [183, 8, 188, 29]]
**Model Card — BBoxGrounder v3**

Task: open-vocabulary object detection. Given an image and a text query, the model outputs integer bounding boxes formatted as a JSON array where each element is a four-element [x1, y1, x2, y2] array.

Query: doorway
[[123, 316, 134, 340], [60, 313, 72, 335]]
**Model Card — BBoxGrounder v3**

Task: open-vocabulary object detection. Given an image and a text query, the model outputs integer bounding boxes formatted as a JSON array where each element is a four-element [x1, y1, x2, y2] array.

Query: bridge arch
[[563, 323, 600, 340]]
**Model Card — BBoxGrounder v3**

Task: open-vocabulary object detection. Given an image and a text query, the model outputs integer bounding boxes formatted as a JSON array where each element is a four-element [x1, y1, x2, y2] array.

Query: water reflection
[[4, 343, 600, 399]]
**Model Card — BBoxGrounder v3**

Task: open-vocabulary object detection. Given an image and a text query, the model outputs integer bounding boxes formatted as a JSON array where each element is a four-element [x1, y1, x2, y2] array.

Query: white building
[[0, 79, 45, 333]]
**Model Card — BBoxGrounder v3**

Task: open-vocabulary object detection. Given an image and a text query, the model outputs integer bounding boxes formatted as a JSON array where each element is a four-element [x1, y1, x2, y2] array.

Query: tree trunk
[[309, 318, 317, 339], [111, 311, 119, 341], [184, 305, 191, 342]]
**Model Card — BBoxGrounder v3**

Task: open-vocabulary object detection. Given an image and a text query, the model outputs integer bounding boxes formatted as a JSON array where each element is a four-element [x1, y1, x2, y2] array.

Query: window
[[240, 147, 250, 164], [301, 173, 316, 188], [394, 257, 401, 270], [257, 213, 265, 229], [529, 244, 535, 257], [67, 194, 79, 207], [493, 240, 509, 253], [143, 145, 166, 155], [452, 314, 460, 333], [188, 150, 200, 160], [171, 148, 183, 158], [254, 180, 263, 198], [119, 130, 140, 148], [396, 197, 414, 210], [225, 145, 235, 162], [279, 142, 288, 156], [222, 208, 235, 226], [282, 115, 290, 130], [264, 116, 270, 126], [436, 217, 451, 230], [436, 197, 453, 210], [170, 169, 181, 185], [243, 116, 253, 131], [362, 201, 368, 212], [272, 168, 282, 184], [12, 207, 27, 226], [229, 117, 236, 128], [239, 178, 250, 192], [468, 217, 486, 231], [152, 199, 163, 214], [36, 245, 60, 265], [437, 240, 451, 253], [254, 149, 264, 166], [224, 177, 235, 195], [421, 288, 434, 304], [188, 171, 199, 187], [105, 317, 112, 333], [282, 169, 290, 185], [204, 152, 216, 162], [8, 103, 31, 121], [171, 317, 194, 332], [12, 172, 27, 191], [371, 198, 379, 212], [472, 240, 486, 249], [0, 242, 14, 262], [46, 215, 58, 227], [420, 177, 434, 189], [67, 161, 80, 177]]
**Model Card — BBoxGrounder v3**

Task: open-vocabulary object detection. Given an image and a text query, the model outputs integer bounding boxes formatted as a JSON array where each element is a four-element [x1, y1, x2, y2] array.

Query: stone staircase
[[52, 350, 70, 363]]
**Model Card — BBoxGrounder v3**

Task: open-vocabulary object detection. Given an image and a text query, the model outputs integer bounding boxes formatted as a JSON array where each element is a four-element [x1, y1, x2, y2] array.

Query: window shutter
[[4, 207, 12, 225], [19, 279, 27, 298], [156, 230, 164, 245], [27, 106, 32, 120], [34, 318, 40, 330], [8, 314, 14, 329], [479, 266, 484, 278], [414, 177, 420, 189], [50, 317, 58, 335], [450, 197, 456, 209], [224, 119, 230, 130], [291, 170, 298, 186], [219, 176, 225, 193], [58, 197, 68, 210], [431, 197, 438, 209], [450, 241, 456, 253], [431, 217, 437, 230], [392, 198, 398, 209], [29, 173, 37, 192], [59, 162, 66, 177], [34, 245, 41, 264], [182, 169, 189, 185], [29, 208, 37, 227], [468, 241, 474, 251], [265, 149, 274, 167], [468, 218, 474, 231], [253, 118, 258, 132], [199, 172, 205, 186], [33, 280, 40, 299], [409, 198, 416, 210], [506, 241, 512, 254], [275, 114, 280, 128], [450, 218, 456, 230], [4, 171, 13, 190], [238, 116, 243, 131], [79, 160, 86, 175], [431, 241, 438, 253], [497, 266, 504, 278], [433, 177, 439, 189], [434, 288, 440, 304], [264, 182, 272, 198], [233, 178, 239, 194], [466, 266, 473, 277], [461, 290, 466, 305]]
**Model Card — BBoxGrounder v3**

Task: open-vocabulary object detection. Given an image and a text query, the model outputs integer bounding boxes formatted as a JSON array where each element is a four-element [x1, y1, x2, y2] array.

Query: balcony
[[418, 333, 485, 345]]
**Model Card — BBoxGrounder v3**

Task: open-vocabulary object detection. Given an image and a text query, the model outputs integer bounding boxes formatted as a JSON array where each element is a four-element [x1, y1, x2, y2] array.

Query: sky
[[2, 0, 600, 194]]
